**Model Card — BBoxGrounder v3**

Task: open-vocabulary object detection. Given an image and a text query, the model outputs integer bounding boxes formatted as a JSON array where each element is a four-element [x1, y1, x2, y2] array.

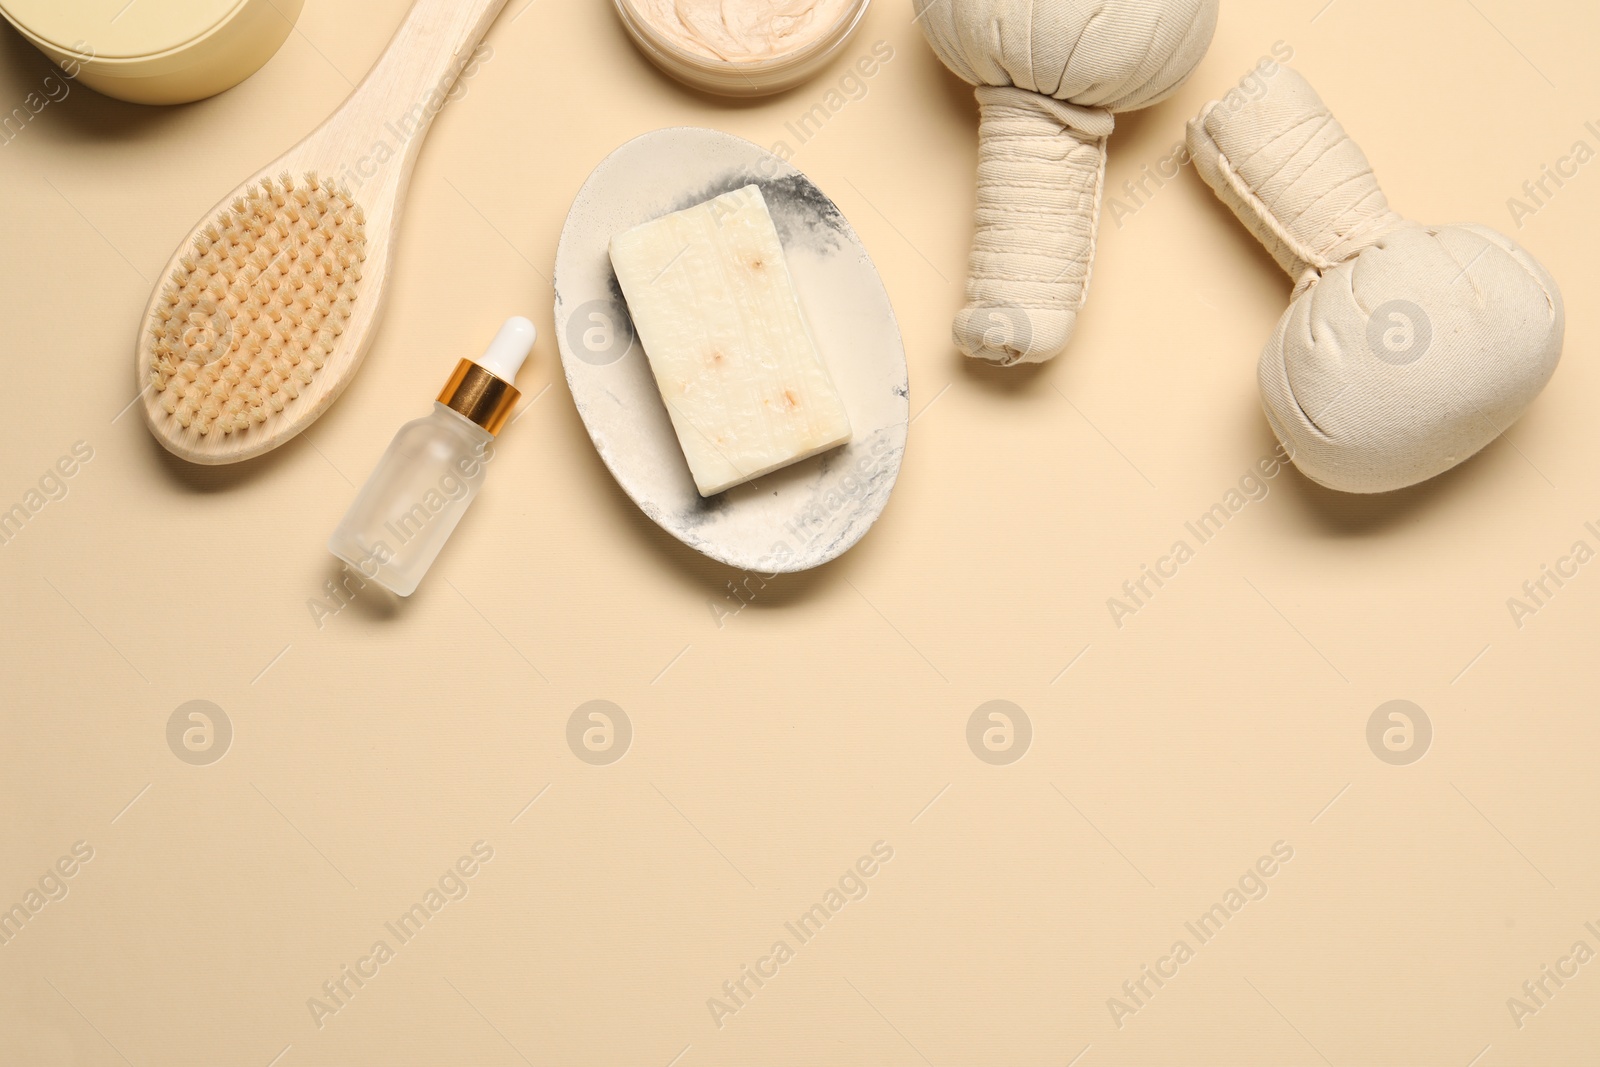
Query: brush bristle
[[150, 172, 367, 437]]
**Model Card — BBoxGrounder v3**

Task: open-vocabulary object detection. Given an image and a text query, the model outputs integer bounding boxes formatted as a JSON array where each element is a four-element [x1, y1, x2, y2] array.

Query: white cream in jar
[[613, 0, 871, 96], [628, 0, 859, 61]]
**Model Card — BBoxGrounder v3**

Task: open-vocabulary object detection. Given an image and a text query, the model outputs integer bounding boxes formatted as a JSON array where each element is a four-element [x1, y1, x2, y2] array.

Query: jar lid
[[0, 0, 247, 61]]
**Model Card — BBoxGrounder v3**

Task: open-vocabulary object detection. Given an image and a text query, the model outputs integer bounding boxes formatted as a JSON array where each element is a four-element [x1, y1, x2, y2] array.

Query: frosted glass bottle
[[328, 317, 535, 596]]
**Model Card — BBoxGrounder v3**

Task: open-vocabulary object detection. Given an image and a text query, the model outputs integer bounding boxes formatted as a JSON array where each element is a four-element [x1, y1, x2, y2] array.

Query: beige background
[[2, 0, 1597, 1064]]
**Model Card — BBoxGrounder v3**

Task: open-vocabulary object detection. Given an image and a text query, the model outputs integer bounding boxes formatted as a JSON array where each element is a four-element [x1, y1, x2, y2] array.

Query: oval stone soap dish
[[554, 127, 910, 573]]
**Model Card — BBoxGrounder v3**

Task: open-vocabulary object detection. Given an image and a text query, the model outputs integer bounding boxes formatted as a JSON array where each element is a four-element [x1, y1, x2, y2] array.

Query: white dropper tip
[[477, 316, 537, 383]]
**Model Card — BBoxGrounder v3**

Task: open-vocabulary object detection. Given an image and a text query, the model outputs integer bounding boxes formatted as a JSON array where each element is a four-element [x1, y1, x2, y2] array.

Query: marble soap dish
[[553, 127, 909, 573]]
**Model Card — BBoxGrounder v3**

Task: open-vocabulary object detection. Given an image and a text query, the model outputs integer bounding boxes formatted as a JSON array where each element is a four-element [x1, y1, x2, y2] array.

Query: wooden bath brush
[[134, 0, 509, 465]]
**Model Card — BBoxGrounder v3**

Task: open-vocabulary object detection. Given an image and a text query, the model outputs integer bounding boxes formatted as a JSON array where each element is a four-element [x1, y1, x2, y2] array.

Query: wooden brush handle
[[307, 0, 510, 179]]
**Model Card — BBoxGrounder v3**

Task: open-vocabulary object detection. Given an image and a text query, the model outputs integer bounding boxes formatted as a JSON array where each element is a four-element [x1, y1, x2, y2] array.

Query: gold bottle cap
[[438, 359, 521, 436]]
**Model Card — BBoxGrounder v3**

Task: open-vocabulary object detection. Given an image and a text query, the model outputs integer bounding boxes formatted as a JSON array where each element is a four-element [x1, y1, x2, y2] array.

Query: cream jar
[[612, 0, 870, 97], [0, 0, 303, 106]]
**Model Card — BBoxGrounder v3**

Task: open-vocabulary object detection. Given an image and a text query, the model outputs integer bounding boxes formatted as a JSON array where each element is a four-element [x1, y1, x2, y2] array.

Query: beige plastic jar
[[0, 0, 303, 106], [612, 0, 870, 97]]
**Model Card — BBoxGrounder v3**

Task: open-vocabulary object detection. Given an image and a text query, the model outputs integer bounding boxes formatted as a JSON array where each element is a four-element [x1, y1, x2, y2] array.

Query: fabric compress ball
[[1187, 67, 1564, 494], [915, 0, 1219, 363]]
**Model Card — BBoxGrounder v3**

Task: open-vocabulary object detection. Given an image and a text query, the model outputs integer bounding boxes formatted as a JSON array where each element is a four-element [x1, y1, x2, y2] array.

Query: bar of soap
[[609, 185, 852, 497]]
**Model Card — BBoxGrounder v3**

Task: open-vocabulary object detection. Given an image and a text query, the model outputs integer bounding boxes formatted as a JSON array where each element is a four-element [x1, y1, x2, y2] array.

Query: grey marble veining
[[553, 127, 910, 573]]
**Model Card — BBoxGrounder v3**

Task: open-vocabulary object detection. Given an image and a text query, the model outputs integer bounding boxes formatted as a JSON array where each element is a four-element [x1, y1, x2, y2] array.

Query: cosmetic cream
[[612, 0, 870, 96]]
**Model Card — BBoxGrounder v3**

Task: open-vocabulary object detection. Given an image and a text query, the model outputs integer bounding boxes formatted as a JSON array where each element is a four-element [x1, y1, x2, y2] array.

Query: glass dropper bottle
[[327, 316, 535, 596]]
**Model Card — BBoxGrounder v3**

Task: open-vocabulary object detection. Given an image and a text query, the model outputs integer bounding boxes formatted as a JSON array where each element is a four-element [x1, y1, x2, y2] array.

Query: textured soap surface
[[609, 185, 852, 497]]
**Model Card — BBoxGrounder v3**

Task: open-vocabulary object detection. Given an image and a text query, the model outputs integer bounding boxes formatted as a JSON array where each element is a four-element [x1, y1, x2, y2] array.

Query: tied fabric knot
[[1187, 66, 1564, 494], [915, 0, 1220, 364], [955, 87, 1115, 364]]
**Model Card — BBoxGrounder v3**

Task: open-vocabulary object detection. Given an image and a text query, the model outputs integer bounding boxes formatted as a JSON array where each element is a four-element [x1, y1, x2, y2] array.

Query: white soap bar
[[609, 185, 852, 497]]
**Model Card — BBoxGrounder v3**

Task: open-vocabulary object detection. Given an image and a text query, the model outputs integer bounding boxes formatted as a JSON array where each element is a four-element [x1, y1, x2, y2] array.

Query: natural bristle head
[[150, 172, 368, 437]]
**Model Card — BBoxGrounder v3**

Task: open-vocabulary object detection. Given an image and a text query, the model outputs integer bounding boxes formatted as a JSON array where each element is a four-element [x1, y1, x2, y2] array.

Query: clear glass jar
[[611, 0, 871, 97]]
